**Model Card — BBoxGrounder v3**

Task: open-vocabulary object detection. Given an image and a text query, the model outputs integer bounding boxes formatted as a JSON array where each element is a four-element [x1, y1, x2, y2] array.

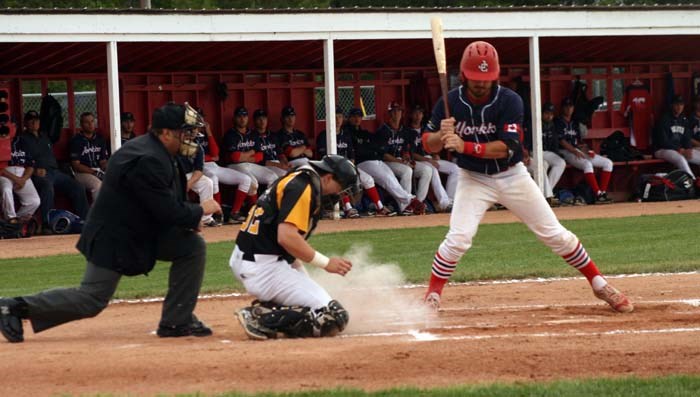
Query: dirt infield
[[1, 273, 699, 396], [2, 200, 700, 259], [1, 200, 699, 396]]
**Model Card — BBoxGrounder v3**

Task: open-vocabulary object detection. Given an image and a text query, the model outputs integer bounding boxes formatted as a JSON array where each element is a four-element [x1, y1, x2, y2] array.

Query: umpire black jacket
[[76, 133, 203, 276]]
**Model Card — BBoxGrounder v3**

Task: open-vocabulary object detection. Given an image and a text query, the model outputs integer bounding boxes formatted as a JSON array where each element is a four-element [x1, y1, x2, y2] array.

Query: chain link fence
[[21, 91, 97, 128], [314, 85, 376, 120]]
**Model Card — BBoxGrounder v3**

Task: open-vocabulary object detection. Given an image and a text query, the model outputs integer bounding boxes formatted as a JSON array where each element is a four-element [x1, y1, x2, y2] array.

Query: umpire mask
[[177, 103, 205, 158]]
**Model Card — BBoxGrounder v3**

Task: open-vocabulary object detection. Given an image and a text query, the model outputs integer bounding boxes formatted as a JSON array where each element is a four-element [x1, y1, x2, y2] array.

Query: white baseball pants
[[357, 160, 413, 211], [437, 163, 580, 264], [385, 161, 414, 195], [74, 172, 102, 200], [435, 159, 460, 199], [186, 173, 215, 223], [289, 158, 310, 168], [229, 245, 332, 310], [559, 150, 613, 173], [655, 149, 700, 179], [415, 161, 450, 209], [358, 168, 375, 189], [0, 166, 40, 220], [228, 162, 279, 191], [528, 151, 567, 198], [203, 161, 253, 195]]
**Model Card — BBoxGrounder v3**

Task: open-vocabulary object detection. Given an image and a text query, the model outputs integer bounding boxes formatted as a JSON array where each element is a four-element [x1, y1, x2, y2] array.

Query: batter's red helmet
[[460, 41, 500, 81]]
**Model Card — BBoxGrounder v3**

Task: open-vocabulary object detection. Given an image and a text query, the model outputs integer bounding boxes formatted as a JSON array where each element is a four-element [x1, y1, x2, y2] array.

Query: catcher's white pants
[[559, 150, 613, 173], [385, 161, 413, 195], [229, 245, 332, 310], [415, 160, 451, 209], [437, 163, 579, 264], [186, 173, 214, 223], [357, 160, 413, 211], [74, 172, 102, 200], [228, 162, 279, 191], [528, 151, 566, 198], [203, 161, 253, 194], [655, 149, 700, 179], [0, 166, 40, 220]]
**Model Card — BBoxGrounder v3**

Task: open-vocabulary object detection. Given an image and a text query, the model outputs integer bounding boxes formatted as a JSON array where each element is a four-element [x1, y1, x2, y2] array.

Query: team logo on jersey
[[81, 146, 103, 156], [456, 121, 497, 137], [478, 60, 489, 73], [671, 125, 686, 134]]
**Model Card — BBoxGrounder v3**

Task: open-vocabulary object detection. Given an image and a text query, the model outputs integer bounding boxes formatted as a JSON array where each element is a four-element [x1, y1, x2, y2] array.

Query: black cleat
[[157, 319, 213, 338], [0, 298, 25, 343]]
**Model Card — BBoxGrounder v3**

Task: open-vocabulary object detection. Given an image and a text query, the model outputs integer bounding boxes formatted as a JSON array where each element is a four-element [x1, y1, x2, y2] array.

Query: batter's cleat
[[237, 308, 276, 340], [423, 292, 441, 312], [594, 284, 634, 313], [157, 319, 213, 337], [0, 298, 25, 343]]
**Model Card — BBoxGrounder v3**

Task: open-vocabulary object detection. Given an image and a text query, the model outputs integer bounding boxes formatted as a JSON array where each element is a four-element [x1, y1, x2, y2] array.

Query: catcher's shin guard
[[316, 300, 349, 337], [250, 300, 349, 338]]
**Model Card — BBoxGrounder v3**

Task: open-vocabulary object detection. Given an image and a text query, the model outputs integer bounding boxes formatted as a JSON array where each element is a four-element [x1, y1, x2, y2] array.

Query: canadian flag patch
[[505, 123, 524, 141]]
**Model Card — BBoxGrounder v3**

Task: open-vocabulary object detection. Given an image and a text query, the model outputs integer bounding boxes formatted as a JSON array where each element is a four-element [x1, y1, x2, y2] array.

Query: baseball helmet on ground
[[309, 154, 359, 195], [460, 41, 500, 81]]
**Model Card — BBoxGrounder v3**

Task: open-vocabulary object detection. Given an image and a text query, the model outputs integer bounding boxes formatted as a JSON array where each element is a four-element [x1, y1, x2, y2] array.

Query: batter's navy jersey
[[402, 126, 426, 156], [427, 85, 524, 175], [690, 114, 700, 142], [375, 123, 408, 159], [8, 136, 34, 168], [316, 127, 355, 160], [278, 129, 310, 160], [256, 130, 282, 163], [223, 128, 260, 163], [69, 132, 109, 168], [554, 117, 582, 148], [351, 126, 384, 164]]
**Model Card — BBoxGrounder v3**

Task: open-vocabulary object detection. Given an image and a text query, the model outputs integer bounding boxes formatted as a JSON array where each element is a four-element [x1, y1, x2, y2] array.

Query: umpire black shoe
[[0, 298, 25, 343], [157, 319, 213, 338]]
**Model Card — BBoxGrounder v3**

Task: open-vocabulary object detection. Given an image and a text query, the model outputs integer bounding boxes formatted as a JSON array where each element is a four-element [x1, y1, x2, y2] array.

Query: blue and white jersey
[[554, 117, 582, 148], [426, 85, 524, 175], [375, 123, 408, 159], [8, 136, 34, 168], [69, 132, 109, 168]]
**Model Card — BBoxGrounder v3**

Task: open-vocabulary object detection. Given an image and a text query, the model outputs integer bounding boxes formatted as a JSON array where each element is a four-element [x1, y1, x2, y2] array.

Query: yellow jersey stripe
[[283, 184, 311, 233], [275, 171, 301, 209]]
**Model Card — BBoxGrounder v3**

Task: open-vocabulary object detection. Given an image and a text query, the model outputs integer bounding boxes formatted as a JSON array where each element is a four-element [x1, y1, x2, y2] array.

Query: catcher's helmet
[[460, 41, 500, 81], [309, 155, 359, 194]]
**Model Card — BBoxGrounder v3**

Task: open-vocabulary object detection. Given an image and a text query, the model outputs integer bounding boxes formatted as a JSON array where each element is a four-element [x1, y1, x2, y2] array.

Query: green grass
[[165, 375, 700, 396], [1, 213, 699, 299]]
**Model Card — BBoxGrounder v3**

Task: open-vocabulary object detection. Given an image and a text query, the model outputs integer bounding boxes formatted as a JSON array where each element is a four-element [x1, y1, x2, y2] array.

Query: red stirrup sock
[[365, 186, 382, 206], [213, 192, 221, 204], [584, 172, 600, 193], [231, 190, 247, 214], [427, 251, 457, 296], [599, 171, 612, 193]]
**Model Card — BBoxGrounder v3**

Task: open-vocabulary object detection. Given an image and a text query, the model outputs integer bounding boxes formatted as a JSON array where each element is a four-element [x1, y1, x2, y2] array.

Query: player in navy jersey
[[178, 142, 217, 227], [253, 109, 290, 178], [421, 40, 632, 314], [69, 112, 109, 200], [120, 112, 137, 144], [278, 106, 313, 167], [0, 135, 40, 222], [223, 107, 279, 215], [523, 102, 566, 206], [690, 96, 700, 167], [653, 95, 700, 186]]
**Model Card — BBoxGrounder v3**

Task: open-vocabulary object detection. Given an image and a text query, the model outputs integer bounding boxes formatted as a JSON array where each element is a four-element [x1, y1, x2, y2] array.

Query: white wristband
[[308, 251, 330, 269]]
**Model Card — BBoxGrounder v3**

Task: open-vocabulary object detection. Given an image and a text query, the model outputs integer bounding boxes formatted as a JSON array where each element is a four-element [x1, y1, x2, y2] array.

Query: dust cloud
[[309, 244, 435, 335]]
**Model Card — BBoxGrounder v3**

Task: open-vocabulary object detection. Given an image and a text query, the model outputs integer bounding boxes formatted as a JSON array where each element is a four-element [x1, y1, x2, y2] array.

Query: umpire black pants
[[21, 228, 207, 334]]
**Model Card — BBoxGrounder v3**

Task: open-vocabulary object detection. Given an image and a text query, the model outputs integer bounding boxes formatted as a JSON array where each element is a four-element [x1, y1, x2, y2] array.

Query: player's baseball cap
[[409, 104, 425, 113], [560, 97, 574, 107], [387, 101, 403, 112], [234, 106, 248, 117], [121, 112, 135, 122], [543, 102, 555, 113], [152, 102, 204, 131], [348, 107, 363, 117], [672, 95, 685, 104], [253, 109, 267, 119], [281, 106, 296, 117], [24, 110, 40, 121], [335, 106, 344, 115]]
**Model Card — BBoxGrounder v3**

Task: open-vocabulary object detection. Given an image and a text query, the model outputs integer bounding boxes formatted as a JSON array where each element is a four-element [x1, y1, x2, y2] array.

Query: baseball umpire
[[0, 102, 222, 343], [230, 154, 358, 339]]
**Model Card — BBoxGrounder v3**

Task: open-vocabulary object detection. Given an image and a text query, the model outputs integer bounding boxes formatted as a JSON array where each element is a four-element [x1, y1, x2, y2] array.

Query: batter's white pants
[[415, 161, 451, 209], [203, 161, 253, 195], [385, 161, 414, 195], [655, 149, 700, 179], [186, 173, 215, 223], [357, 160, 413, 211], [0, 166, 40, 220], [74, 172, 101, 200], [229, 245, 332, 310], [559, 150, 613, 173], [437, 163, 580, 264], [435, 159, 460, 199], [528, 151, 567, 198], [228, 162, 279, 191]]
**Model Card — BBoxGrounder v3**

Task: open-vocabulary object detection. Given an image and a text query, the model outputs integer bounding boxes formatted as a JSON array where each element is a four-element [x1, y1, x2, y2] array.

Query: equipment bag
[[600, 130, 644, 162], [638, 170, 695, 202]]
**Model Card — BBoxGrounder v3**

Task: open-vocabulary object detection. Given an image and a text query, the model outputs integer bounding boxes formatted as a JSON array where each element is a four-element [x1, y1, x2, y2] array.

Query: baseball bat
[[430, 16, 451, 119]]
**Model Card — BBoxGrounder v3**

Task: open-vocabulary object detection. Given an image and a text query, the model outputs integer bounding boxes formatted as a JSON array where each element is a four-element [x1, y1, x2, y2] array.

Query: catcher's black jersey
[[235, 168, 321, 263]]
